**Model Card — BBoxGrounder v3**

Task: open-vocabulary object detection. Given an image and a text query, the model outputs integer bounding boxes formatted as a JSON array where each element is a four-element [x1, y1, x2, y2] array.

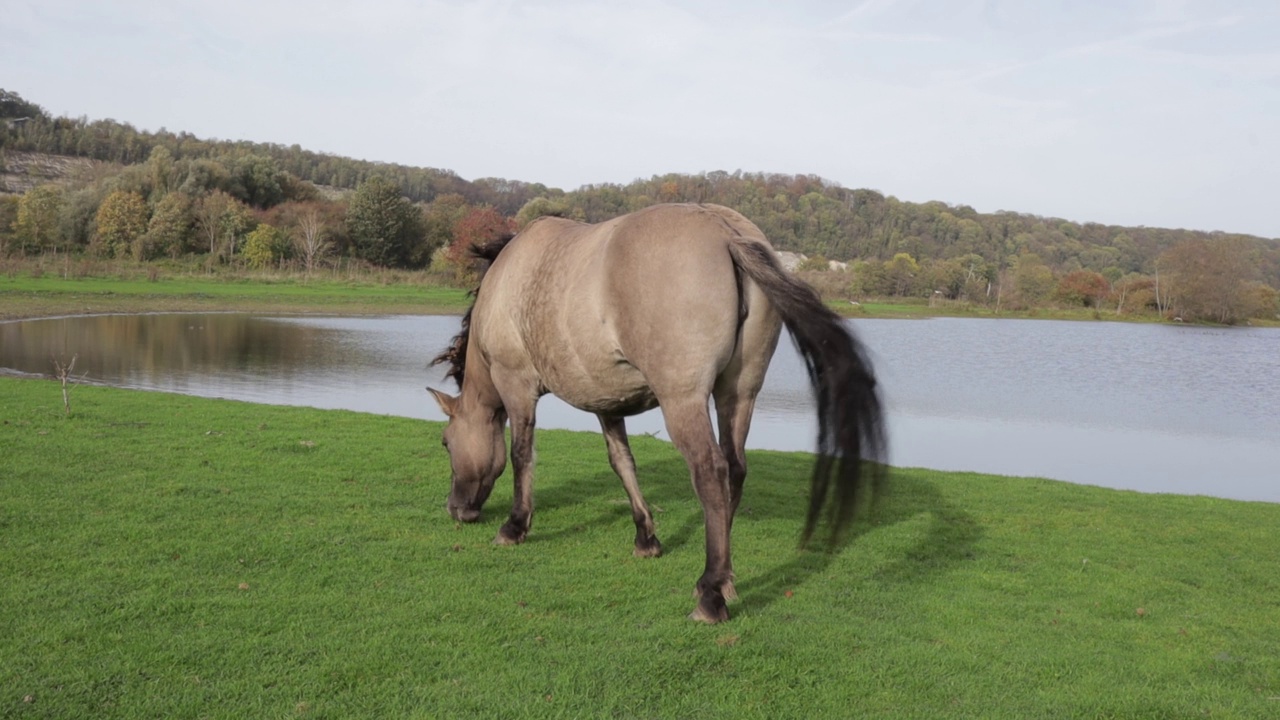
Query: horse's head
[[428, 388, 507, 522]]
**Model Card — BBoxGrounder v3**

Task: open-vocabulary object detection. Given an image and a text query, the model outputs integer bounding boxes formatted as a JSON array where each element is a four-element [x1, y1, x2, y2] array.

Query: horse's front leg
[[598, 414, 662, 558], [496, 402, 537, 545]]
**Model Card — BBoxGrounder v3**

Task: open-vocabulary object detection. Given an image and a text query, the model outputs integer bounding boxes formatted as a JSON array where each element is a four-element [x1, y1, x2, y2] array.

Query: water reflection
[[2, 313, 1278, 503]]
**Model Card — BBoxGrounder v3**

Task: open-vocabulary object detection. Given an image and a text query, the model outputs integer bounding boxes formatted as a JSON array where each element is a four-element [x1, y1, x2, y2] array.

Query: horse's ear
[[427, 387, 459, 418]]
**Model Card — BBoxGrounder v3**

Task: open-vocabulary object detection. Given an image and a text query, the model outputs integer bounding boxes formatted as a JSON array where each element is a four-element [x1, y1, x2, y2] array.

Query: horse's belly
[[544, 363, 658, 417]]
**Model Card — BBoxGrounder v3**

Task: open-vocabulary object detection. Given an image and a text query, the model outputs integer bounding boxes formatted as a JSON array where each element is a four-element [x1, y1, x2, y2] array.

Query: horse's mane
[[430, 234, 516, 387]]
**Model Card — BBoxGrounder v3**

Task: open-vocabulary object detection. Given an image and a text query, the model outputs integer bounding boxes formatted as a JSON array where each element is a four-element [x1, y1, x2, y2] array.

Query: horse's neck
[[459, 358, 503, 417]]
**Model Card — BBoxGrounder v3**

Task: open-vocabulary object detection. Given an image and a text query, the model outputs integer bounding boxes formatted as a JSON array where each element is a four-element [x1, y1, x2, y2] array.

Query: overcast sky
[[5, 0, 1279, 238]]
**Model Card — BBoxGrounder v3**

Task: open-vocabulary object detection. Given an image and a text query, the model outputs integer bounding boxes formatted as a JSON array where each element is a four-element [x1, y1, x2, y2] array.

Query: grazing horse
[[429, 203, 884, 623]]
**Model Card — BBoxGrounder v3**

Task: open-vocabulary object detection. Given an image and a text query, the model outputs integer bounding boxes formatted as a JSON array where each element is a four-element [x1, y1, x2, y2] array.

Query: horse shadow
[[733, 464, 984, 617], [485, 433, 983, 619], [595, 452, 984, 617]]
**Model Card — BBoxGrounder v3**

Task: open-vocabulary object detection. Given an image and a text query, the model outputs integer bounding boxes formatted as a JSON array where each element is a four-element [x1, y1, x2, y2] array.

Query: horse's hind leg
[[713, 391, 757, 523], [598, 415, 662, 558], [662, 399, 735, 623], [711, 390, 758, 605]]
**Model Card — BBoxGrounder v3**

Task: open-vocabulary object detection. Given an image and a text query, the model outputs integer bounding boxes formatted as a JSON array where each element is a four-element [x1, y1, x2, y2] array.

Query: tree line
[[2, 88, 1277, 323]]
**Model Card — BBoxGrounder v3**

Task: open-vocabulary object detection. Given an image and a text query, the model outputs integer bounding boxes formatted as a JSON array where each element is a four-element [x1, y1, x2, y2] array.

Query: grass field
[[0, 269, 473, 321], [0, 265, 1199, 325], [3, 376, 1278, 718]]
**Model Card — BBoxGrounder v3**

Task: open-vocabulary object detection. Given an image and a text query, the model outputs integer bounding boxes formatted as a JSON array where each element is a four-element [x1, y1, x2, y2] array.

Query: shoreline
[[4, 273, 1270, 326]]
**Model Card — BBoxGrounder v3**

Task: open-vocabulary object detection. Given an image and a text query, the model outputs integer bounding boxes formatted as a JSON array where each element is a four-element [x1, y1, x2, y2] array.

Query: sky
[[4, 0, 1279, 238]]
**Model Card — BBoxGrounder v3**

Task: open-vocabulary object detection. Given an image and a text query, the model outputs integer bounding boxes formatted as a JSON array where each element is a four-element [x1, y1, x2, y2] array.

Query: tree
[[1056, 270, 1110, 307], [443, 205, 514, 281], [923, 257, 967, 299], [346, 176, 423, 267], [144, 192, 196, 259], [449, 205, 513, 263], [514, 196, 570, 229], [218, 202, 255, 261], [1242, 281, 1278, 320], [94, 190, 149, 258], [233, 155, 286, 208], [145, 145, 176, 200], [57, 188, 103, 252], [178, 159, 232, 197], [883, 252, 920, 296], [851, 259, 889, 296], [15, 184, 64, 255], [1013, 254, 1056, 306], [242, 223, 290, 269], [194, 190, 235, 256], [290, 206, 330, 274], [0, 195, 19, 256], [0, 88, 45, 119], [1161, 237, 1260, 323], [193, 190, 252, 262], [1112, 273, 1155, 315], [421, 194, 469, 267]]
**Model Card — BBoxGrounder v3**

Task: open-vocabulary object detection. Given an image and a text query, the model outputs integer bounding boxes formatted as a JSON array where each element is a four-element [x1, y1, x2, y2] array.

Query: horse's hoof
[[633, 536, 663, 558], [689, 583, 730, 623], [494, 524, 526, 545], [688, 602, 730, 624]]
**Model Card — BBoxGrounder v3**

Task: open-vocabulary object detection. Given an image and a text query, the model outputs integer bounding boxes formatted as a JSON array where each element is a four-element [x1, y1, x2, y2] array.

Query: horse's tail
[[727, 237, 887, 546]]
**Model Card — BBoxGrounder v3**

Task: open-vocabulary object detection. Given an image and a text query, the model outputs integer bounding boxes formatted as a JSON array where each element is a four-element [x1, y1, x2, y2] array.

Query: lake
[[2, 313, 1277, 502]]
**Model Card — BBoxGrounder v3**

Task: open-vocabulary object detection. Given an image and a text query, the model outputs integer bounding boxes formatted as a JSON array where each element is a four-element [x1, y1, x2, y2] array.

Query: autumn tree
[[514, 196, 570, 229], [448, 205, 513, 264], [421, 194, 470, 268], [219, 203, 254, 260], [15, 184, 64, 255], [1013, 254, 1056, 306], [444, 205, 514, 281], [94, 190, 149, 258], [923, 257, 967, 299], [1056, 269, 1110, 307], [144, 191, 196, 258], [242, 223, 290, 269], [883, 252, 920, 296], [1112, 273, 1156, 315], [850, 259, 889, 296], [1242, 282, 1279, 319], [195, 190, 234, 256], [193, 190, 252, 262], [1160, 237, 1261, 323]]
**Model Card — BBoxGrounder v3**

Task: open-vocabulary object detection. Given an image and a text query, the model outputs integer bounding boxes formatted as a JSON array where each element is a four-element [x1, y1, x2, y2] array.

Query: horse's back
[[476, 204, 779, 411]]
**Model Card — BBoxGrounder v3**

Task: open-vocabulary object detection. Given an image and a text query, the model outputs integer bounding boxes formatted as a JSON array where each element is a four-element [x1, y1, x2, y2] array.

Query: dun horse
[[429, 203, 884, 623]]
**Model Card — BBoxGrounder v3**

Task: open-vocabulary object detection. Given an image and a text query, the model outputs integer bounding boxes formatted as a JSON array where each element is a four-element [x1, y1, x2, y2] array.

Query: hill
[[2, 87, 1277, 322]]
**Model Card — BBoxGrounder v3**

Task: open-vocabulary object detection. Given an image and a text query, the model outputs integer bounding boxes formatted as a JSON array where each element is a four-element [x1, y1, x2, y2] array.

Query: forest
[[3, 88, 1277, 324]]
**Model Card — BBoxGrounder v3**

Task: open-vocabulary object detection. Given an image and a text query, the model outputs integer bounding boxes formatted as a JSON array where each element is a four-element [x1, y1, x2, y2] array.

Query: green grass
[[0, 270, 473, 320], [3, 377, 1279, 717], [0, 266, 1168, 325], [841, 297, 1165, 323]]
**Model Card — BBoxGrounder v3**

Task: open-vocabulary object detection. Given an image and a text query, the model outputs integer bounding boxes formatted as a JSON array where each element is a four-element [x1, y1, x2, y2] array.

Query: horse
[[429, 202, 884, 623]]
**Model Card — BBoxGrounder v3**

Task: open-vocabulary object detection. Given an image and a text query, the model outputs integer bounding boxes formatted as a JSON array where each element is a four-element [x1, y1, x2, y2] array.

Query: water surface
[[3, 313, 1277, 502]]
